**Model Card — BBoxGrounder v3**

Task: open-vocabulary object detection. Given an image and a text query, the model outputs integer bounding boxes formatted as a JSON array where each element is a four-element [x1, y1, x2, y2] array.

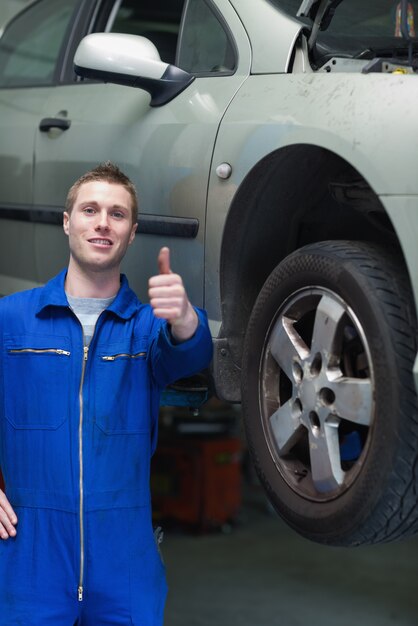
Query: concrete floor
[[161, 487, 418, 626]]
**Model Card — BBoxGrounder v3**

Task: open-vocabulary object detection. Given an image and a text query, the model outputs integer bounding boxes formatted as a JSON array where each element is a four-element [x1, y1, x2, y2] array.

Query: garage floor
[[161, 486, 418, 626]]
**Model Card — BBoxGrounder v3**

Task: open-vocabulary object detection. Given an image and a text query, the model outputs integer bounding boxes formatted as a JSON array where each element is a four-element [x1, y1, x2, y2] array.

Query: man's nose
[[96, 210, 110, 230]]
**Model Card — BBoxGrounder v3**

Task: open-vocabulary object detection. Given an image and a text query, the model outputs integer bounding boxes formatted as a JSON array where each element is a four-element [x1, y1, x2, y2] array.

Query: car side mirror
[[73, 33, 195, 107]]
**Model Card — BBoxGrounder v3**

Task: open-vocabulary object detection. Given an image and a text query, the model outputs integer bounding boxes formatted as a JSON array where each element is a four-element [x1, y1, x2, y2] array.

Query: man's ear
[[63, 212, 70, 236], [129, 222, 138, 245]]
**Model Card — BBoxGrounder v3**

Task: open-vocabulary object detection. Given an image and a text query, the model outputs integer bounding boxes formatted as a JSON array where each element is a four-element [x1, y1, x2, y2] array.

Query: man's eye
[[83, 207, 96, 214], [112, 211, 125, 219]]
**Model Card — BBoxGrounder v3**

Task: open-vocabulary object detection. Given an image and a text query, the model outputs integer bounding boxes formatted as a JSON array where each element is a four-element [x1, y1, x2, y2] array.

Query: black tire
[[242, 241, 418, 546]]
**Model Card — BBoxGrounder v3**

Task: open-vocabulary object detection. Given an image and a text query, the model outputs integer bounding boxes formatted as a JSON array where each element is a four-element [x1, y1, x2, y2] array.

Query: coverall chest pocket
[[4, 334, 71, 429], [94, 339, 150, 435]]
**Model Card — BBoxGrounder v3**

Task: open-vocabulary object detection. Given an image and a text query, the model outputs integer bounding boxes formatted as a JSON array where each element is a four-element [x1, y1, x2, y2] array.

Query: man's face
[[63, 181, 137, 274]]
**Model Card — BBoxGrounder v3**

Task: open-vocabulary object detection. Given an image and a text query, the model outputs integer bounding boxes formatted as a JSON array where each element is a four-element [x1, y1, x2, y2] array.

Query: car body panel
[[0, 86, 52, 296], [0, 88, 46, 205], [229, 0, 303, 73], [205, 71, 418, 324]]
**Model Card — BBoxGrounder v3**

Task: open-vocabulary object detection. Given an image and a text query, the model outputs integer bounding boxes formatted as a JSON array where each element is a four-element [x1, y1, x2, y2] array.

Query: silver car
[[0, 0, 417, 547]]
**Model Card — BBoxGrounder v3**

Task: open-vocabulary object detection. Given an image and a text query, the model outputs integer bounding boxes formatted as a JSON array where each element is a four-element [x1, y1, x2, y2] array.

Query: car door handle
[[39, 117, 71, 132]]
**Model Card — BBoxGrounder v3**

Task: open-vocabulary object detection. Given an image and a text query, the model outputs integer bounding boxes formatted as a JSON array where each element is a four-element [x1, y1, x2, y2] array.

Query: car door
[[0, 0, 82, 295], [32, 0, 251, 307]]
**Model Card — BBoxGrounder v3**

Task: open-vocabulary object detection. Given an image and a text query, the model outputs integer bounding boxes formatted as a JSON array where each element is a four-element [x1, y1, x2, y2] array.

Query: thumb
[[158, 247, 171, 275]]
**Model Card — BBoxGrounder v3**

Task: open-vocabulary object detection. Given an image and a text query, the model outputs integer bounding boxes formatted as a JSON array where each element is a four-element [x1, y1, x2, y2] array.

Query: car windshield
[[272, 1, 418, 61]]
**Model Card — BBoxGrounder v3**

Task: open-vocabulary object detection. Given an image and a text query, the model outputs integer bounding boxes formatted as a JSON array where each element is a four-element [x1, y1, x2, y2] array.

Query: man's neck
[[65, 260, 120, 298]]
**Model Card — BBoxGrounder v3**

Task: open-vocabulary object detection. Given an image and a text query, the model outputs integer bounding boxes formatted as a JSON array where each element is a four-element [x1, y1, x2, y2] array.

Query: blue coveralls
[[0, 270, 213, 625]]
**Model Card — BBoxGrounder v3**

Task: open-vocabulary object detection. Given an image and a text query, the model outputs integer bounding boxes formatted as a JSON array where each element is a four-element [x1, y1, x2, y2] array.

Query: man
[[0, 162, 213, 625]]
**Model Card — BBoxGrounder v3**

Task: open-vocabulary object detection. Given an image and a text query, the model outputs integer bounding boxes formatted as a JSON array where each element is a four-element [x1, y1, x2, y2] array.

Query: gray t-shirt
[[67, 294, 116, 345]]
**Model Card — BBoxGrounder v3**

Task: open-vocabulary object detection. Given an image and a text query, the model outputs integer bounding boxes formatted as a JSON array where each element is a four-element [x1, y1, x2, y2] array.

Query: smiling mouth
[[88, 238, 113, 246]]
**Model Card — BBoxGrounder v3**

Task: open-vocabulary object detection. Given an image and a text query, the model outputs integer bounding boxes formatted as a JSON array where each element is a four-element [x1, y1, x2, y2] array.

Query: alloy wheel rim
[[260, 286, 375, 502]]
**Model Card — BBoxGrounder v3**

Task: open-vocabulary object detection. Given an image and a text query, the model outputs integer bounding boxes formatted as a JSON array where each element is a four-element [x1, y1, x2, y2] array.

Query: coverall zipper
[[71, 310, 106, 602], [101, 352, 146, 361], [9, 348, 71, 356], [78, 344, 89, 602]]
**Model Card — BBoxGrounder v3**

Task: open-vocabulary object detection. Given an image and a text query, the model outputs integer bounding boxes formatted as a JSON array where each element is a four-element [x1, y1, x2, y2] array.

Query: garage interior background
[[151, 398, 418, 626], [1, 1, 418, 625]]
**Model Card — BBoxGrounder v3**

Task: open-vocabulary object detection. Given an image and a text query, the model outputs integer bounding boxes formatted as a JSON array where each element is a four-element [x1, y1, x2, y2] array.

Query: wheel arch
[[219, 143, 405, 369]]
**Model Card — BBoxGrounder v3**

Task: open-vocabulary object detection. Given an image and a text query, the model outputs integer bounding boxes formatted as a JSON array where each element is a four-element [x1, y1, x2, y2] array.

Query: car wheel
[[242, 241, 418, 546]]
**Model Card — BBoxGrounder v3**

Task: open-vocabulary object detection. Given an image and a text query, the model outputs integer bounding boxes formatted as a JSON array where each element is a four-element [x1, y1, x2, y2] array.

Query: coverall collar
[[36, 268, 141, 320]]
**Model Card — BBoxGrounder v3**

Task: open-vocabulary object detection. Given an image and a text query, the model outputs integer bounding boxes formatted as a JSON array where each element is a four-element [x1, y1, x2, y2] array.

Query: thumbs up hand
[[157, 246, 171, 276], [148, 247, 198, 342]]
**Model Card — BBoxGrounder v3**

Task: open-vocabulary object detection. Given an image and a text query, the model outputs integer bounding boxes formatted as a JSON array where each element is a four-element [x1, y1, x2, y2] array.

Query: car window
[[177, 0, 235, 74], [106, 0, 185, 65], [0, 0, 79, 88]]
